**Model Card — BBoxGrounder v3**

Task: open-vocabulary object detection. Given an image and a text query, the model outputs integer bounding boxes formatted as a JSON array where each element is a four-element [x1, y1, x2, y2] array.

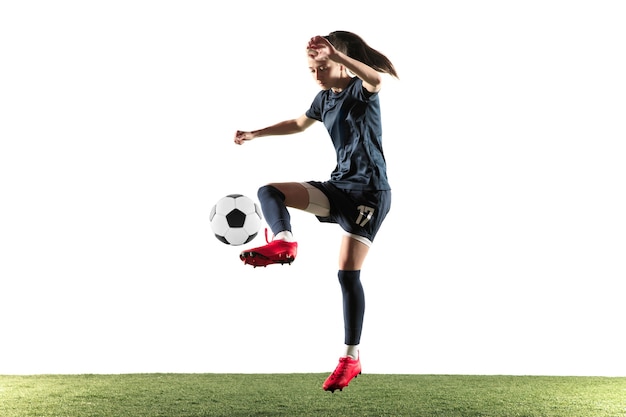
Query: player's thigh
[[300, 182, 331, 216], [267, 182, 310, 210], [338, 235, 370, 270]]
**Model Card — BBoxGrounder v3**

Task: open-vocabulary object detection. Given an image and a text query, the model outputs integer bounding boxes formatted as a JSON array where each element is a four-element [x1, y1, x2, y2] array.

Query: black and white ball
[[210, 194, 262, 246]]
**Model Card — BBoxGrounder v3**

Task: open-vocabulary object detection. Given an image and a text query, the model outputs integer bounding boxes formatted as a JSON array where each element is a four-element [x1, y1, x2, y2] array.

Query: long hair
[[325, 31, 398, 79]]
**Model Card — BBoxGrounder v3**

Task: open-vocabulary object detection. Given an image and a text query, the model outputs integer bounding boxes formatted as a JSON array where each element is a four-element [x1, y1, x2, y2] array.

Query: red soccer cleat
[[323, 355, 362, 392], [240, 231, 297, 267]]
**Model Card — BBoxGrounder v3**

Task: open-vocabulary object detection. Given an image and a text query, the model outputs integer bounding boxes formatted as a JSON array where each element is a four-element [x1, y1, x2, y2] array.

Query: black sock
[[257, 185, 291, 235], [338, 270, 365, 346]]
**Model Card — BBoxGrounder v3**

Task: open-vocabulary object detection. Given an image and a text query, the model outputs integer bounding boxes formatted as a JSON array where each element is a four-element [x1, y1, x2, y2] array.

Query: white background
[[1, 1, 625, 376]]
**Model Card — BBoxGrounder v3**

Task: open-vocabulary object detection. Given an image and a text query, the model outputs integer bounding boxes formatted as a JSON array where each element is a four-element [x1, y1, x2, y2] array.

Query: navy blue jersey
[[306, 77, 390, 191]]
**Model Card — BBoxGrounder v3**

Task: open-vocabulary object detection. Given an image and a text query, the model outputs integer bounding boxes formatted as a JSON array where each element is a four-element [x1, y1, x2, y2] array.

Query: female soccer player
[[234, 31, 398, 392]]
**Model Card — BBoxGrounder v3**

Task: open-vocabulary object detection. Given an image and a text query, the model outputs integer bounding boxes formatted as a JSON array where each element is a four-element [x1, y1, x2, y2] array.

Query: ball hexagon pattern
[[210, 194, 262, 246]]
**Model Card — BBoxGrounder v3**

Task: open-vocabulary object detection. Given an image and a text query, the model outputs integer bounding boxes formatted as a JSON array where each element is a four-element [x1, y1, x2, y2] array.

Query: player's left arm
[[307, 35, 382, 93], [330, 52, 382, 93]]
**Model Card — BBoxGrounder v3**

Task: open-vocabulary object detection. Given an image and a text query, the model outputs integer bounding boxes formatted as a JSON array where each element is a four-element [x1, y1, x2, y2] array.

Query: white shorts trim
[[300, 182, 331, 217], [343, 231, 372, 247]]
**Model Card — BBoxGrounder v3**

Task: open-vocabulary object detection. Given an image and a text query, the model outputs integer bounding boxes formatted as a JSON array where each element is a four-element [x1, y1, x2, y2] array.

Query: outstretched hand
[[234, 130, 253, 145], [306, 36, 338, 62]]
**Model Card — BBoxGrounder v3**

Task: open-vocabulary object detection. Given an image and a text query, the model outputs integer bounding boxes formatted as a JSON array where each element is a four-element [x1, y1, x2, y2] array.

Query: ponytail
[[326, 31, 399, 78]]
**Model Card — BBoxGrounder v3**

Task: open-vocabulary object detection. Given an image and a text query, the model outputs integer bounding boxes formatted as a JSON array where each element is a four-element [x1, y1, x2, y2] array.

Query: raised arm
[[307, 36, 382, 93], [234, 114, 316, 145]]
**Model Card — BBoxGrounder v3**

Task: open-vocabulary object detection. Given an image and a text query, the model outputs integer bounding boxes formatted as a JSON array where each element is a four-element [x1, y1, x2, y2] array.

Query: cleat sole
[[240, 251, 296, 267], [238, 239, 297, 267]]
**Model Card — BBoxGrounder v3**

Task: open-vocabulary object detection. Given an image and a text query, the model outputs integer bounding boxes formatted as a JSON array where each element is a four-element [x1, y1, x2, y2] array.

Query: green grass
[[1, 374, 625, 417]]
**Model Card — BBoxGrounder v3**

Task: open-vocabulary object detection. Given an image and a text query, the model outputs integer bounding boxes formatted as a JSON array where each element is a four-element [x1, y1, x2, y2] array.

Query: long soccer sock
[[338, 270, 365, 351], [257, 185, 292, 239]]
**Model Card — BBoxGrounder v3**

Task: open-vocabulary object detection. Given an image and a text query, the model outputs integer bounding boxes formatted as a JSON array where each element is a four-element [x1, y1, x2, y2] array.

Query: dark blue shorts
[[307, 181, 391, 246]]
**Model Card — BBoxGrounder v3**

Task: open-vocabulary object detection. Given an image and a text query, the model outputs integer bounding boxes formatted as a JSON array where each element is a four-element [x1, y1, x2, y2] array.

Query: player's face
[[308, 58, 341, 90]]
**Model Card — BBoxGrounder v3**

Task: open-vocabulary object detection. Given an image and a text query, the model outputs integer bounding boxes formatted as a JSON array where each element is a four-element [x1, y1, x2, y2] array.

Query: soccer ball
[[210, 194, 262, 246]]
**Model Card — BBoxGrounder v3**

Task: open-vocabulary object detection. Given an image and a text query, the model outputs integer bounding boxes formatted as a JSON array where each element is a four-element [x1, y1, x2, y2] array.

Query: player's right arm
[[234, 114, 315, 145]]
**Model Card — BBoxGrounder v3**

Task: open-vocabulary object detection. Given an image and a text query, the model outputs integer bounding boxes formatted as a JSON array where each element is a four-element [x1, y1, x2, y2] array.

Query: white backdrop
[[1, 1, 625, 376]]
